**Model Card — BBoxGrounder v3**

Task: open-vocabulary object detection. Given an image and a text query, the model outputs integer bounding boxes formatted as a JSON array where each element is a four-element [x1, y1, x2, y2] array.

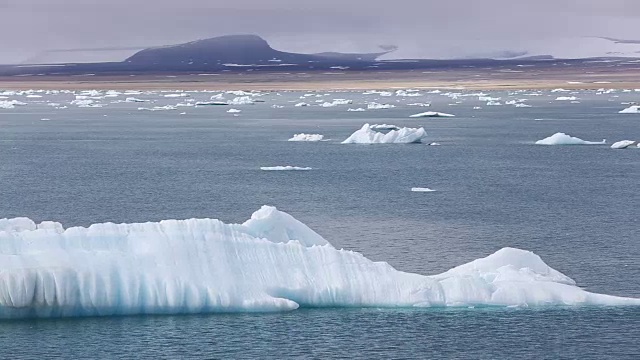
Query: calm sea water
[[1, 89, 639, 358]]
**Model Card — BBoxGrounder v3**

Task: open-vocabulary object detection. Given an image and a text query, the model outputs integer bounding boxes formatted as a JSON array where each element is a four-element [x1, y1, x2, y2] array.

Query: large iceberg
[[342, 124, 428, 144], [619, 105, 640, 114], [535, 133, 606, 145], [0, 206, 637, 319]]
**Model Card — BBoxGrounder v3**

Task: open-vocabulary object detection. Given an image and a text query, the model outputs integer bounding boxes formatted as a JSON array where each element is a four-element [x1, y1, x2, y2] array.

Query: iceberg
[[320, 99, 353, 107], [342, 124, 427, 144], [535, 133, 606, 145], [294, 102, 309, 107], [411, 187, 436, 192], [260, 166, 312, 171], [555, 96, 579, 101], [228, 97, 254, 105], [0, 206, 638, 319], [367, 102, 395, 110], [227, 109, 242, 113], [409, 111, 455, 118], [0, 100, 27, 109], [347, 108, 366, 112], [619, 105, 640, 114], [288, 134, 324, 142], [195, 101, 228, 106], [125, 97, 147, 103], [610, 140, 638, 149]]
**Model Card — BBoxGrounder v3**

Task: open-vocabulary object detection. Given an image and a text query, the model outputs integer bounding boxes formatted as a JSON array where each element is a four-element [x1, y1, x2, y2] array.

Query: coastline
[[1, 68, 640, 91]]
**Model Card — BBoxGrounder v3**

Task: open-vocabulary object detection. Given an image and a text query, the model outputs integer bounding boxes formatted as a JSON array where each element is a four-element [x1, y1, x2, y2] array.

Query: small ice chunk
[[409, 111, 454, 118], [611, 140, 638, 149], [411, 187, 436, 192], [288, 134, 324, 142]]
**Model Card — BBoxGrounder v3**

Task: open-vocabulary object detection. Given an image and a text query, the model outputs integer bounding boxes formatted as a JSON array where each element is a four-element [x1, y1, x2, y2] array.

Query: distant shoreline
[[1, 68, 639, 91]]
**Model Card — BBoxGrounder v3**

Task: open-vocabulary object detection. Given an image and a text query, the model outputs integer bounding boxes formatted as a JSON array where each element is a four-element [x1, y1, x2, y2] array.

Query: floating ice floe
[[138, 105, 177, 111], [515, 103, 532, 108], [347, 108, 366, 112], [408, 103, 431, 107], [228, 97, 255, 105], [294, 102, 309, 107], [288, 134, 324, 142], [227, 109, 242, 113], [367, 102, 395, 110], [195, 101, 228, 106], [125, 97, 147, 103], [535, 133, 606, 145], [321, 99, 353, 107], [395, 90, 422, 97], [260, 166, 312, 171], [0, 100, 27, 109], [619, 105, 640, 114], [409, 111, 455, 118], [411, 187, 436, 192], [0, 206, 637, 319], [610, 140, 638, 149], [342, 124, 427, 144], [164, 93, 189, 98], [555, 96, 579, 101]]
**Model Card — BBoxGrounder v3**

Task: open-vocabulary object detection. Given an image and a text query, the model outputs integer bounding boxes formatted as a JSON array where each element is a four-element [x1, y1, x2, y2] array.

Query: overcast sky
[[1, 0, 639, 64]]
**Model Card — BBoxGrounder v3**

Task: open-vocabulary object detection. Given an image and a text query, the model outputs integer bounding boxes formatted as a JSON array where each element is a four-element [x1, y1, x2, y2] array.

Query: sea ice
[[0, 207, 637, 319], [342, 124, 427, 144], [411, 187, 436, 192], [535, 133, 606, 145], [227, 109, 242, 113]]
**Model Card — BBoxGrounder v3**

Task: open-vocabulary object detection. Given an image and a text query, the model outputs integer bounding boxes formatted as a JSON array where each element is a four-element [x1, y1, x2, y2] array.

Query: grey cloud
[[0, 0, 638, 63]]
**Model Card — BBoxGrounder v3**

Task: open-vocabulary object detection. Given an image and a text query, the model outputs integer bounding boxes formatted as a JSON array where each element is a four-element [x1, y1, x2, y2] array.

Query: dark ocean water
[[0, 89, 639, 358]]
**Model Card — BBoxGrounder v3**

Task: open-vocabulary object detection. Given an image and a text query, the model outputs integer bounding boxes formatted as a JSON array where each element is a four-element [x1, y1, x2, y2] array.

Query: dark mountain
[[126, 35, 324, 67]]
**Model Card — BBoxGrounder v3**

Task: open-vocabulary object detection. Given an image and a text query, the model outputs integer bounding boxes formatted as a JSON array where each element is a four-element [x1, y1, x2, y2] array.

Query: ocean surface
[[1, 88, 639, 358]]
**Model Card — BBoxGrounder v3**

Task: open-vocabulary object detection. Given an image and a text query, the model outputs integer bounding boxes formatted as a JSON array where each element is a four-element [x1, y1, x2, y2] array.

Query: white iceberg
[[611, 140, 638, 149], [619, 105, 640, 114], [411, 187, 436, 192], [260, 166, 312, 171], [228, 97, 254, 105], [409, 111, 455, 118], [227, 109, 242, 113], [367, 102, 395, 110], [347, 108, 366, 112], [535, 133, 606, 145], [320, 99, 353, 107], [0, 100, 27, 109], [555, 96, 579, 101], [164, 93, 189, 98], [195, 101, 228, 106], [288, 134, 324, 142], [294, 102, 309, 107], [342, 124, 428, 144], [0, 206, 637, 319], [125, 97, 147, 103]]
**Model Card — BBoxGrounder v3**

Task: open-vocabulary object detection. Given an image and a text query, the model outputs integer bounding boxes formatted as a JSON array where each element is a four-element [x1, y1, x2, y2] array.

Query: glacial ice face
[[341, 124, 428, 144], [535, 133, 606, 145], [0, 206, 638, 319]]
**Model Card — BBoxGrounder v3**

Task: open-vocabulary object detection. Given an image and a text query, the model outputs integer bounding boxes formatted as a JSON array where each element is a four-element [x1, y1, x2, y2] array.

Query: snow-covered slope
[[0, 206, 638, 319]]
